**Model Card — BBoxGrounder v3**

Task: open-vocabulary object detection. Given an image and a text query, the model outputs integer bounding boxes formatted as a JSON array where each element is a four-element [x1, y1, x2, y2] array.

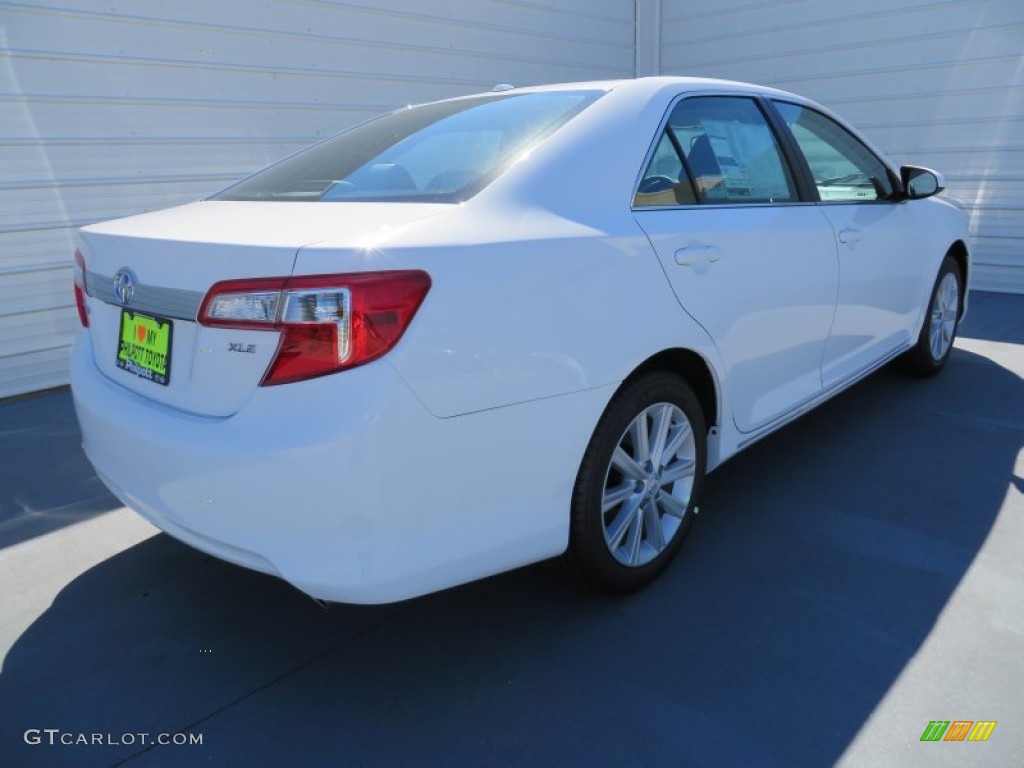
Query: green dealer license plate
[[116, 309, 173, 385]]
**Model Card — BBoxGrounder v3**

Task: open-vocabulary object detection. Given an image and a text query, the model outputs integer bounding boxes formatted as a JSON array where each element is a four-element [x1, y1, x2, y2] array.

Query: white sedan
[[70, 77, 969, 603]]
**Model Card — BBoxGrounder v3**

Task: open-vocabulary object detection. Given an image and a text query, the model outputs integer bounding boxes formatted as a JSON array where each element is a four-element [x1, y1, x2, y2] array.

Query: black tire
[[565, 372, 706, 595], [900, 254, 963, 377]]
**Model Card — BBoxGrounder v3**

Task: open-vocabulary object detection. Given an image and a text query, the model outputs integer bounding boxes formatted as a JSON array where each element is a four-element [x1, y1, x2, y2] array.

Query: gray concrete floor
[[1, 291, 1022, 767]]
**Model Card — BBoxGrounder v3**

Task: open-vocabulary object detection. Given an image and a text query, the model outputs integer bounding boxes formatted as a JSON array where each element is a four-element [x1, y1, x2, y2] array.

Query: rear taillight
[[73, 249, 89, 327], [198, 271, 431, 386]]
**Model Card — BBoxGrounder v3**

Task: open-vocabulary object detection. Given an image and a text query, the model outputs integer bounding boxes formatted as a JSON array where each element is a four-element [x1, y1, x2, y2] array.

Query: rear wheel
[[901, 254, 962, 376], [565, 372, 706, 594]]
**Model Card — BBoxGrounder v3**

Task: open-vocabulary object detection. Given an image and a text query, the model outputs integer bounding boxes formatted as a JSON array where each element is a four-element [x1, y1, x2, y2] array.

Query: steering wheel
[[638, 175, 677, 194]]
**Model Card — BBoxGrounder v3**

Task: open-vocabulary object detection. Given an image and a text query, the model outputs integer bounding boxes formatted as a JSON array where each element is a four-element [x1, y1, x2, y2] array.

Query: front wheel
[[565, 372, 706, 594], [900, 254, 963, 376]]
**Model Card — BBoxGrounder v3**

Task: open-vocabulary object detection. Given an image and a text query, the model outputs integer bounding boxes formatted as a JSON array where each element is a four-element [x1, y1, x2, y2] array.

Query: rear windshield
[[214, 90, 602, 203]]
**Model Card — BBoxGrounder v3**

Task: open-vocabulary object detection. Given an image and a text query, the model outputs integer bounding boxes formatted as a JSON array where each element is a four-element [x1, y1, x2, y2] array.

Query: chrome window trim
[[634, 201, 819, 212]]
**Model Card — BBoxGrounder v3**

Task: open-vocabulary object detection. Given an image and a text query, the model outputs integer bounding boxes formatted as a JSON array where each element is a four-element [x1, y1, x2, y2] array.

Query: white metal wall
[[9, 0, 1017, 399], [660, 0, 1024, 295], [0, 0, 635, 398]]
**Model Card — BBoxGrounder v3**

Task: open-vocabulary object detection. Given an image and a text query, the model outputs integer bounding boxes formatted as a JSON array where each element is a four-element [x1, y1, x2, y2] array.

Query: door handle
[[837, 228, 861, 244], [675, 245, 720, 266]]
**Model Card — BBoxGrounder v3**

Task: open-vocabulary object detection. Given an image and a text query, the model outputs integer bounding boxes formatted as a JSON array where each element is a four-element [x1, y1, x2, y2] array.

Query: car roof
[[492, 76, 804, 100], [420, 76, 814, 111]]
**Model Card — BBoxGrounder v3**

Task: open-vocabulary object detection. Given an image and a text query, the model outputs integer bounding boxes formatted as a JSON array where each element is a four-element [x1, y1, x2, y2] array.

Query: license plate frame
[[115, 309, 173, 386]]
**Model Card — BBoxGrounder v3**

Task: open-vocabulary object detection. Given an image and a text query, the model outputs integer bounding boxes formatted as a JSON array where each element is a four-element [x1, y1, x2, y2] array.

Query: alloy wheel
[[929, 271, 959, 361], [601, 402, 697, 567]]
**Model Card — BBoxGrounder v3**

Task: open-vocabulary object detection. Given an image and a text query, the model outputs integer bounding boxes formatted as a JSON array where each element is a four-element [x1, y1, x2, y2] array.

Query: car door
[[771, 101, 933, 388], [633, 95, 838, 435]]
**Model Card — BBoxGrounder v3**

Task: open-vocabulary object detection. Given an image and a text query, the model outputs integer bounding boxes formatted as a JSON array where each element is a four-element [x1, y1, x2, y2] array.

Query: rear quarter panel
[[294, 204, 722, 419], [293, 83, 726, 419]]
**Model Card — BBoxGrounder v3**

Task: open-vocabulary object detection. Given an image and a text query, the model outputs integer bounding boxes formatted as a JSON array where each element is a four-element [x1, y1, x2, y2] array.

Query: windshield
[[214, 90, 602, 203]]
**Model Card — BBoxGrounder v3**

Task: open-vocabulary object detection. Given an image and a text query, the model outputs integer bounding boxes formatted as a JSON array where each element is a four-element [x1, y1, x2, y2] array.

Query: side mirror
[[900, 165, 945, 200]]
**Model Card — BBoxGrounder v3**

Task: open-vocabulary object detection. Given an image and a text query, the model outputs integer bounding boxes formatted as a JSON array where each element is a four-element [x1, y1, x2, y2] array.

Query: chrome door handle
[[838, 228, 861, 244], [675, 245, 720, 266]]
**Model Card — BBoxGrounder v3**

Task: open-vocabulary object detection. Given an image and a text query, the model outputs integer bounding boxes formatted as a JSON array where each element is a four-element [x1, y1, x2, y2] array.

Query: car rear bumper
[[70, 332, 611, 603]]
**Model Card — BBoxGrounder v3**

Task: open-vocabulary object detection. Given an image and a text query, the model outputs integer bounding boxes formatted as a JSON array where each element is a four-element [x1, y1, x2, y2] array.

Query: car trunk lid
[[78, 201, 447, 417]]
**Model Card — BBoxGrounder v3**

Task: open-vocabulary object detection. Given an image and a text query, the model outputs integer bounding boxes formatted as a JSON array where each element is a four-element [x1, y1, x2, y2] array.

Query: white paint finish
[[818, 199, 961, 386], [0, 0, 634, 398], [637, 204, 839, 433], [292, 81, 722, 419], [72, 333, 617, 603], [77, 202, 448, 416], [660, 0, 1024, 293], [300, 215, 695, 418], [69, 78, 970, 602]]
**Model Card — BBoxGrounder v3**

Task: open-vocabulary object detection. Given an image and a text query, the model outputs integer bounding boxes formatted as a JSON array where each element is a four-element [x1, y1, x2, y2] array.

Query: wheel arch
[[947, 239, 969, 317], [624, 348, 720, 433]]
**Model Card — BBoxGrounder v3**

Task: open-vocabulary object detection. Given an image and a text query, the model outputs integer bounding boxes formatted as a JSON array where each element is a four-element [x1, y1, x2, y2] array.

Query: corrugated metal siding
[[660, 0, 1024, 294], [0, 0, 635, 398]]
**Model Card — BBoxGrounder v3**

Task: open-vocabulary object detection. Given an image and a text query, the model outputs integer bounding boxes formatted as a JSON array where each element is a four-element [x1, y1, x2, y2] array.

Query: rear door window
[[663, 96, 797, 204]]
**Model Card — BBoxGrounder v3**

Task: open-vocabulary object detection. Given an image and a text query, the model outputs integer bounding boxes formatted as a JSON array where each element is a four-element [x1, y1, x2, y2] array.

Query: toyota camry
[[70, 77, 970, 603]]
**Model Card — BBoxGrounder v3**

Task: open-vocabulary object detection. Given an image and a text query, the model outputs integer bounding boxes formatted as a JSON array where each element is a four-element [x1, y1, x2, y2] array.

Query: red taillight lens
[[72, 249, 89, 327], [198, 271, 431, 386]]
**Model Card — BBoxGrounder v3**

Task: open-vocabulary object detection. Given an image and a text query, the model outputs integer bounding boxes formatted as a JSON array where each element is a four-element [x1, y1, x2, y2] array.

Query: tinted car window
[[215, 91, 601, 203], [665, 96, 796, 204], [774, 101, 894, 202], [634, 131, 697, 207]]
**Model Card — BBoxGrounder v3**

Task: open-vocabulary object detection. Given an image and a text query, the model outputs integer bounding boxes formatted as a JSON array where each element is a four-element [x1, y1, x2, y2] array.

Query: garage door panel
[[1, 0, 637, 398], [0, 347, 74, 400], [662, 0, 1024, 296]]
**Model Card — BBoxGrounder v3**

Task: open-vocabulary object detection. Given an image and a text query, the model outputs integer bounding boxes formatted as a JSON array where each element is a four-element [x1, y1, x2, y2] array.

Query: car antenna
[[492, 83, 516, 92]]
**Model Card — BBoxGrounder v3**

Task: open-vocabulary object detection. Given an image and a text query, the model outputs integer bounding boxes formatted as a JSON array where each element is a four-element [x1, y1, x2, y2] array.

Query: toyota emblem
[[113, 268, 137, 306]]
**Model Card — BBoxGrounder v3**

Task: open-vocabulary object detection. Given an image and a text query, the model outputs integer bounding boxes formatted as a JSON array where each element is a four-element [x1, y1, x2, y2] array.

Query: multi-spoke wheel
[[603, 402, 696, 566], [901, 253, 962, 377], [929, 271, 959, 361], [566, 372, 706, 594]]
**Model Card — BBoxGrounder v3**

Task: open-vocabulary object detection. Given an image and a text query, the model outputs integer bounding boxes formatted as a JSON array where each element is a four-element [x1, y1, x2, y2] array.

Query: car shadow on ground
[[1, 343, 1021, 767], [961, 291, 1024, 345], [0, 389, 121, 550]]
